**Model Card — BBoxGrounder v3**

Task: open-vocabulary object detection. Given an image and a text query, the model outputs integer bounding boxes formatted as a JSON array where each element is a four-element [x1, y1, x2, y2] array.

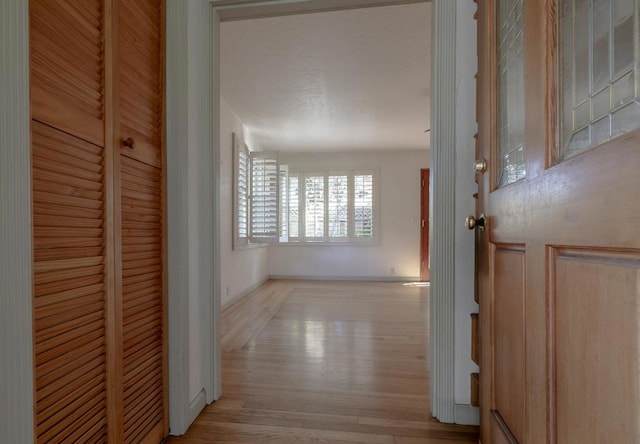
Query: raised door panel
[[553, 250, 640, 444], [30, 0, 105, 146], [118, 0, 165, 441], [32, 120, 108, 443], [492, 247, 525, 442]]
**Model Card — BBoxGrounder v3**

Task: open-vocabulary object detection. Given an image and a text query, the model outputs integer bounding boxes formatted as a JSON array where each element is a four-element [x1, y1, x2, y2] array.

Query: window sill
[[233, 242, 269, 251], [275, 240, 379, 247]]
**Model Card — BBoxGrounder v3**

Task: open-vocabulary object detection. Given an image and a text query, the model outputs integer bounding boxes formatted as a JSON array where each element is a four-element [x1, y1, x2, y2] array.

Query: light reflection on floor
[[402, 281, 431, 287], [302, 320, 326, 359]]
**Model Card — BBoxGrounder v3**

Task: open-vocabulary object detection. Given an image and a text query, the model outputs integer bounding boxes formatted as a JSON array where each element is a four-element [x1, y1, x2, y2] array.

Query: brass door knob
[[474, 159, 487, 174], [465, 214, 486, 231]]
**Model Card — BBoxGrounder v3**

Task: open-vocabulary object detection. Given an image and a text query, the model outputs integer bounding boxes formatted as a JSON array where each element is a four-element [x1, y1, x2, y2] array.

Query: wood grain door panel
[[118, 0, 166, 441], [493, 246, 525, 442], [30, 0, 105, 146], [491, 410, 519, 444], [32, 120, 109, 444], [553, 250, 640, 444], [121, 157, 165, 443], [118, 0, 163, 169]]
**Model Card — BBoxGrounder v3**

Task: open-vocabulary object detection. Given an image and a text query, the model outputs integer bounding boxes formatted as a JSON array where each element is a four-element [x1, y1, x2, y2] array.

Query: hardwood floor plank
[[168, 280, 478, 443]]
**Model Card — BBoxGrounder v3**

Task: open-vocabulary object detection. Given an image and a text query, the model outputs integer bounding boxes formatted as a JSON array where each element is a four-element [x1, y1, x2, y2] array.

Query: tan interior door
[[477, 0, 640, 443]]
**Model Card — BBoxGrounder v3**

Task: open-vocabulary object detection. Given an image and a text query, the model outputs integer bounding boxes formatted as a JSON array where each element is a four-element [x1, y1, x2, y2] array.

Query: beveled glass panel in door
[[497, 0, 526, 187], [559, 0, 640, 160]]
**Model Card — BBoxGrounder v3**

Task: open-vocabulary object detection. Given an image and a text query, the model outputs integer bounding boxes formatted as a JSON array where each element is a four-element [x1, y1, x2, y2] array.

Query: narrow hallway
[[169, 280, 478, 443]]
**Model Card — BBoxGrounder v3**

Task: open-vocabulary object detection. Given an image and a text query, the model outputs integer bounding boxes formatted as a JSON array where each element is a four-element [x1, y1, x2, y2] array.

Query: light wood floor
[[168, 280, 479, 444]]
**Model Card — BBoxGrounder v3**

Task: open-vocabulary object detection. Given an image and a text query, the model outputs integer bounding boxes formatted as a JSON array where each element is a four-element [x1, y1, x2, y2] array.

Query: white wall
[[220, 99, 270, 307], [269, 150, 429, 280], [453, 0, 480, 408]]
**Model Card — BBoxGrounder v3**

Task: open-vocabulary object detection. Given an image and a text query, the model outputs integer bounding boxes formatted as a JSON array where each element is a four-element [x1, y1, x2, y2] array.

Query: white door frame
[[0, 1, 34, 442], [198, 0, 460, 426]]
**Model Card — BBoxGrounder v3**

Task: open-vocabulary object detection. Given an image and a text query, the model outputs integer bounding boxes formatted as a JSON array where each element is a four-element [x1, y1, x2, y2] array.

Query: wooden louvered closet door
[[117, 0, 166, 442], [31, 1, 109, 441], [29, 0, 166, 442]]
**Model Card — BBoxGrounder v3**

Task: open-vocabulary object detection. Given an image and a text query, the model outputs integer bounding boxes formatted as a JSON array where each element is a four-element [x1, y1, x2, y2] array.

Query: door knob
[[465, 214, 486, 231], [474, 158, 487, 174], [122, 137, 136, 149]]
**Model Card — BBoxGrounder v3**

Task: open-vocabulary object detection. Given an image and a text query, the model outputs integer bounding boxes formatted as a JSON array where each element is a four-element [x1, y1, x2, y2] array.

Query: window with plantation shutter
[[233, 134, 290, 246], [233, 146, 376, 245], [251, 152, 279, 241], [279, 165, 289, 242], [233, 134, 249, 248], [328, 174, 349, 239], [288, 174, 300, 239], [305, 175, 325, 239], [354, 173, 374, 238], [285, 169, 376, 243]]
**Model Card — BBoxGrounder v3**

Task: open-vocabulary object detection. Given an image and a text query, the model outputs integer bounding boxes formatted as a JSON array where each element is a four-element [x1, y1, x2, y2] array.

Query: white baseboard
[[186, 389, 207, 430], [222, 277, 270, 310], [454, 403, 480, 426], [269, 275, 421, 282]]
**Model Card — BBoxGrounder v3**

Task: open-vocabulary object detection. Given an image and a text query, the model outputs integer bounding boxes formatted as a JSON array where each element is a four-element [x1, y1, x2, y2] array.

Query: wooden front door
[[477, 0, 640, 443], [420, 168, 430, 281]]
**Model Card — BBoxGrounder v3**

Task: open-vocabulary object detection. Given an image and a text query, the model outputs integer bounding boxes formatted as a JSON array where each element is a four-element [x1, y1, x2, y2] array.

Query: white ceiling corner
[[220, 2, 431, 152]]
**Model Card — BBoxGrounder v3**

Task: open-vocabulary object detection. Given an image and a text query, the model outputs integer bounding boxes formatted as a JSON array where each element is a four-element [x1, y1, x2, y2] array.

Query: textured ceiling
[[220, 2, 431, 152]]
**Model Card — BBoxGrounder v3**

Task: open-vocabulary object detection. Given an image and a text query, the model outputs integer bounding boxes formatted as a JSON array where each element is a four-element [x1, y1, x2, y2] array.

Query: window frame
[[233, 133, 286, 249], [233, 139, 378, 247], [284, 168, 378, 245]]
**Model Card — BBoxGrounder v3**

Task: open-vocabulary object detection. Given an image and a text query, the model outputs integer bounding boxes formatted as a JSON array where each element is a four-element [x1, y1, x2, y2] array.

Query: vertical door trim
[[420, 169, 430, 281], [209, 4, 223, 404], [166, 1, 191, 434], [430, 0, 457, 423], [104, 0, 125, 440], [166, 0, 221, 435], [0, 1, 34, 442]]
